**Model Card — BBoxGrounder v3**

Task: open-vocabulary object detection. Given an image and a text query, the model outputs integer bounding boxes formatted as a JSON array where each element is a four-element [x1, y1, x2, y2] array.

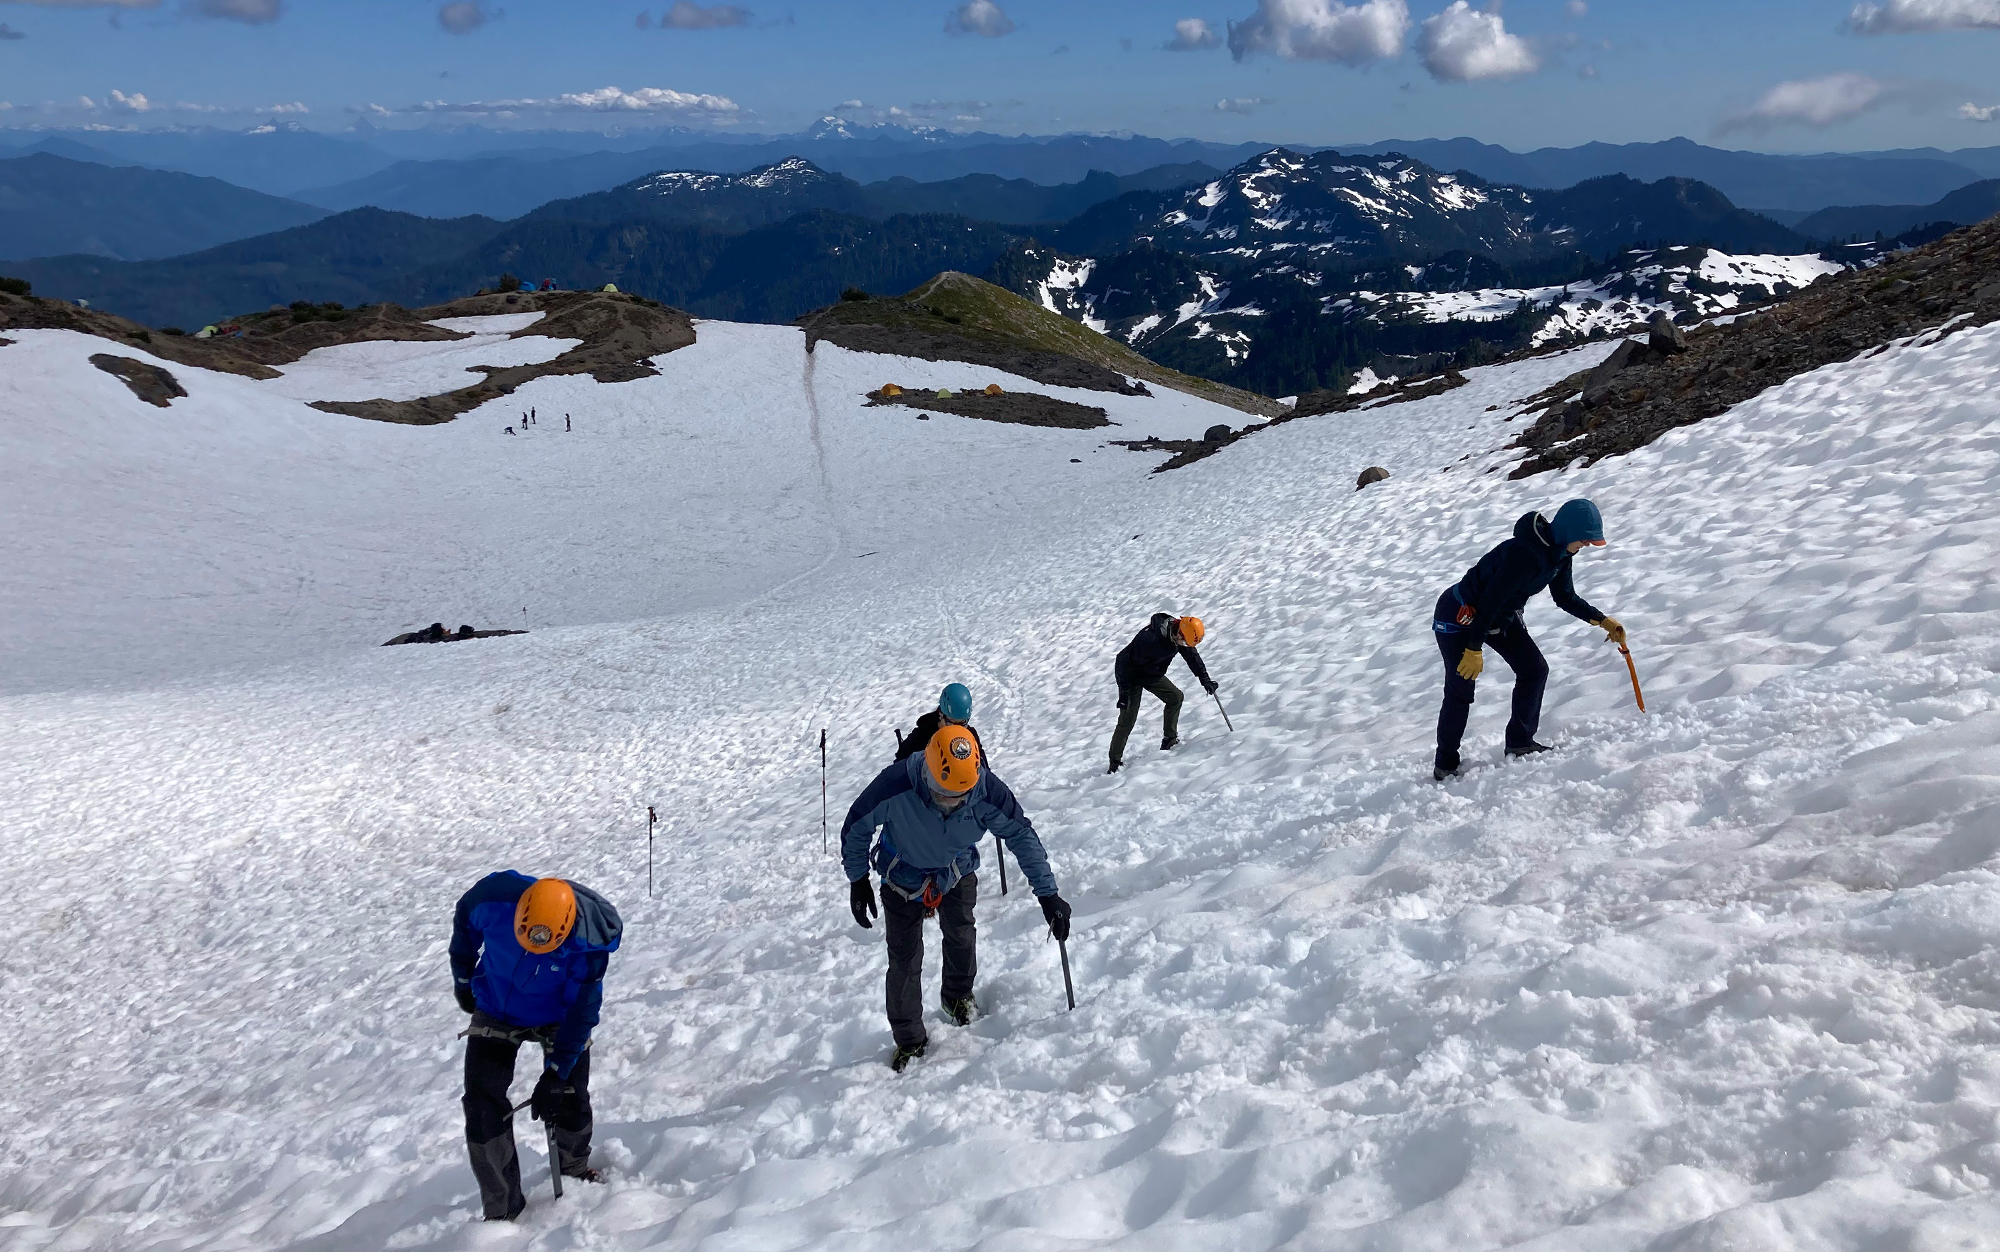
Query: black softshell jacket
[[1449, 511, 1605, 639], [1115, 613, 1214, 688]]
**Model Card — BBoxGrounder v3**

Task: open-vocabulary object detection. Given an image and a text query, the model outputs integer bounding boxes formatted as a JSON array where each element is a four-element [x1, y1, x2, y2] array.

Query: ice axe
[[1211, 687, 1234, 733], [506, 1095, 566, 1201], [1058, 937, 1076, 1011], [819, 728, 828, 854], [1618, 644, 1646, 713]]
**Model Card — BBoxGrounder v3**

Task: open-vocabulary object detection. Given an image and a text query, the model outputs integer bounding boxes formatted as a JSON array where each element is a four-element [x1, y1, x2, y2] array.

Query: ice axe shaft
[[819, 728, 828, 854], [1619, 644, 1646, 712], [1212, 689, 1234, 733], [994, 834, 1008, 895], [547, 1122, 564, 1200], [1058, 937, 1075, 1011]]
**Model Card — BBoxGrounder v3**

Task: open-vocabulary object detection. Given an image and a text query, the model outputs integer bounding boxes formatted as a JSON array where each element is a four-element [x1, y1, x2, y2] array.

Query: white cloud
[[108, 88, 150, 112], [1566, 0, 1586, 14], [1962, 101, 2000, 120], [1215, 96, 1266, 113], [411, 85, 741, 117], [1722, 73, 1886, 130], [1227, 0, 1408, 66], [437, 1, 493, 33], [191, 0, 280, 22], [836, 98, 865, 109], [945, 0, 1014, 37], [260, 100, 307, 113], [661, 1, 749, 28], [1417, 1, 1537, 81], [1848, 0, 2000, 33], [1166, 17, 1221, 49]]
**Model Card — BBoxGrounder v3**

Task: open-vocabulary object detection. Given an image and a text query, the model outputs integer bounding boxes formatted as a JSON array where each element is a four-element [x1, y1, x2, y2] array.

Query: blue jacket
[[449, 871, 623, 1077], [841, 754, 1059, 898], [1437, 511, 1605, 640]]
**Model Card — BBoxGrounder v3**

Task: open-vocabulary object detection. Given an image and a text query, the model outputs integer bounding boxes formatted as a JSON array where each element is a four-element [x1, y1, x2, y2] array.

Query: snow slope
[[0, 317, 1241, 694], [4, 316, 2000, 1250]]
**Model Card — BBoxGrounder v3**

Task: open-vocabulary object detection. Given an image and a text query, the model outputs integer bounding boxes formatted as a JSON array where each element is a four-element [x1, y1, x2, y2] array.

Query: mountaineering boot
[[890, 1039, 928, 1072], [1506, 741, 1553, 759], [1107, 759, 1121, 774], [1160, 735, 1180, 751], [942, 994, 976, 1027], [1433, 764, 1460, 782], [565, 1166, 605, 1185]]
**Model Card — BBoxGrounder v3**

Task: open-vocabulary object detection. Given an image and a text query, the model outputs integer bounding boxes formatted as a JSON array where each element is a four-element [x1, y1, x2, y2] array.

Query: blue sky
[[0, 0, 1995, 151]]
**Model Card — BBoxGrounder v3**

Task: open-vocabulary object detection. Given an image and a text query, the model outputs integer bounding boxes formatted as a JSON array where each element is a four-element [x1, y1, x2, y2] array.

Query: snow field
[[3, 321, 2000, 1249], [0, 319, 1239, 694]]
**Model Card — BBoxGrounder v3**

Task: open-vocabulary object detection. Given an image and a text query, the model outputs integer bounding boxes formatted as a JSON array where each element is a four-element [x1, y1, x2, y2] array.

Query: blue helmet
[[938, 682, 973, 723], [1549, 498, 1605, 548]]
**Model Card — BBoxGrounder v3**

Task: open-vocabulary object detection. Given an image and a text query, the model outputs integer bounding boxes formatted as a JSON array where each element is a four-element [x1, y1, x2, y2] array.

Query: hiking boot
[[942, 995, 976, 1027], [1107, 760, 1121, 774], [890, 1039, 928, 1072], [1506, 741, 1552, 758], [564, 1167, 605, 1185], [1160, 735, 1181, 751], [1433, 764, 1461, 782]]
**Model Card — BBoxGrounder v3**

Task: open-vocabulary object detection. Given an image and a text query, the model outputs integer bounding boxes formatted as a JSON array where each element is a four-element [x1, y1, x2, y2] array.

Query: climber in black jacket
[[1108, 613, 1215, 773], [1431, 499, 1626, 780]]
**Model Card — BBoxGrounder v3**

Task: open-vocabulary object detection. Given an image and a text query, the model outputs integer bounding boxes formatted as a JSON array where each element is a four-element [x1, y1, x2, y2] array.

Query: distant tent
[[195, 325, 217, 339], [880, 383, 903, 397], [600, 283, 619, 293], [936, 388, 953, 398], [984, 383, 1003, 395]]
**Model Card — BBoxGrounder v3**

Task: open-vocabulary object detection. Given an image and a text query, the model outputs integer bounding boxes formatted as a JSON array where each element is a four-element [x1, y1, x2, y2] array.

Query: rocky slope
[[1509, 215, 2000, 475]]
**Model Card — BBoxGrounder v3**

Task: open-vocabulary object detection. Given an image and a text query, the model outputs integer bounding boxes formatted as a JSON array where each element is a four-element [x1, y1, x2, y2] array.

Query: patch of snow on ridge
[[1698, 250, 1844, 290], [8, 317, 2000, 1251]]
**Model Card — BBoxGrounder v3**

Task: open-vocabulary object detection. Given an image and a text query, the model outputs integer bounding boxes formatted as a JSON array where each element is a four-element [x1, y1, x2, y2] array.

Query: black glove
[[1040, 894, 1072, 942], [850, 878, 878, 929], [529, 1067, 572, 1122], [454, 982, 476, 1014], [1202, 679, 1219, 695]]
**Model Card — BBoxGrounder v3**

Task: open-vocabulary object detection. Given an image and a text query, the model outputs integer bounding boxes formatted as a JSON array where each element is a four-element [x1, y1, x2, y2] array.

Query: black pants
[[882, 873, 977, 1049], [462, 1014, 593, 1220], [1109, 676, 1183, 765], [1433, 592, 1549, 771]]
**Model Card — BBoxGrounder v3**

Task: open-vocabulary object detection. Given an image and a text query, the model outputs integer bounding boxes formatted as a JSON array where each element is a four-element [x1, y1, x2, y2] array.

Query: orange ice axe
[[1618, 644, 1646, 713]]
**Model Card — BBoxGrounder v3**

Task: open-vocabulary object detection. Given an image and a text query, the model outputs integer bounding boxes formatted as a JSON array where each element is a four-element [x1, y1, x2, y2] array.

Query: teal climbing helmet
[[939, 683, 973, 724]]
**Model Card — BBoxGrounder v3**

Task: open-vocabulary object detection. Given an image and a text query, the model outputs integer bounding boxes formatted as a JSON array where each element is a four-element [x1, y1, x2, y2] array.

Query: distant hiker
[[1430, 498, 1625, 781], [895, 682, 983, 762], [565, 413, 571, 432], [505, 426, 515, 436], [843, 725, 1070, 1072], [1108, 614, 1215, 773], [451, 872, 623, 1220], [531, 408, 536, 425]]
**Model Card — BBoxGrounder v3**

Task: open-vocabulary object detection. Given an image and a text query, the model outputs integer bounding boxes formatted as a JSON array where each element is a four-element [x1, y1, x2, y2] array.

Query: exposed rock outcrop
[[90, 354, 187, 407]]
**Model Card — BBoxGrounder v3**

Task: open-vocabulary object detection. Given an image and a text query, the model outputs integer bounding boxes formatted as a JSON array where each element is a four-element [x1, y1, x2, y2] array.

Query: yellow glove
[[1594, 616, 1627, 646], [1456, 648, 1484, 681]]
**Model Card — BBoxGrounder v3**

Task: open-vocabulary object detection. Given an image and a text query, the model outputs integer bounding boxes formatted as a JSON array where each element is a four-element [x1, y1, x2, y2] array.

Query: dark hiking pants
[[882, 873, 978, 1050], [462, 1014, 593, 1220], [1433, 592, 1549, 772], [1109, 675, 1184, 765]]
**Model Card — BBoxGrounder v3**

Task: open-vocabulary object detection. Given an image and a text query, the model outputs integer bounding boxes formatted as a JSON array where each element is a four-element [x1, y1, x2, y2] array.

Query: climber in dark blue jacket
[[843, 724, 1070, 1071], [1430, 499, 1626, 780], [450, 871, 622, 1220]]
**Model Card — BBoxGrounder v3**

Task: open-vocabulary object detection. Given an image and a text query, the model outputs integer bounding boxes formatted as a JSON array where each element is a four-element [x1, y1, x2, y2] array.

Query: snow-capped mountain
[[1056, 148, 1805, 268], [523, 156, 876, 229]]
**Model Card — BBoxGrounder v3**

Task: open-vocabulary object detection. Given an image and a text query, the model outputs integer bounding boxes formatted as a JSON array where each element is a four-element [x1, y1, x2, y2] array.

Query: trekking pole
[[1212, 688, 1235, 732], [820, 728, 828, 854], [647, 806, 656, 897], [1058, 937, 1075, 1011], [1619, 644, 1647, 713], [993, 834, 1008, 895]]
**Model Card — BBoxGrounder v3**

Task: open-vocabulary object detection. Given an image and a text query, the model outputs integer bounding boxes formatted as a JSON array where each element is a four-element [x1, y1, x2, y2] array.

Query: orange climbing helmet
[[514, 878, 577, 954], [925, 725, 982, 795], [1176, 615, 1206, 647]]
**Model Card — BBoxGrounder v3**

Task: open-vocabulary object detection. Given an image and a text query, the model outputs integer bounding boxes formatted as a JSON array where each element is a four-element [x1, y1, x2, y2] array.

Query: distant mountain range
[[1794, 180, 2000, 243], [0, 153, 327, 262], [9, 120, 1993, 222]]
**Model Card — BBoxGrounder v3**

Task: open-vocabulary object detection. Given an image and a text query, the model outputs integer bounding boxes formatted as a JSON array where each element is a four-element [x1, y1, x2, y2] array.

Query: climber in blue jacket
[[449, 871, 623, 1220], [842, 724, 1071, 1072], [1430, 498, 1626, 780]]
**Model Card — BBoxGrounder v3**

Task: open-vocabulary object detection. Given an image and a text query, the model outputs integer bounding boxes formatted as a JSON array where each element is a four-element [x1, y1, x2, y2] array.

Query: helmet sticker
[[950, 738, 973, 760]]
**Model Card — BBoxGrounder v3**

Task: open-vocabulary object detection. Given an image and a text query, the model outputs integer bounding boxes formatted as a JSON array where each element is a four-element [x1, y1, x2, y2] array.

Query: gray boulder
[[1648, 312, 1689, 354], [1356, 466, 1390, 490], [1203, 423, 1234, 444]]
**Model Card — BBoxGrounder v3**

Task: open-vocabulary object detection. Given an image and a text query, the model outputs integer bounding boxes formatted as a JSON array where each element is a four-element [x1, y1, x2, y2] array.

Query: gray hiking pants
[[1109, 675, 1183, 766]]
